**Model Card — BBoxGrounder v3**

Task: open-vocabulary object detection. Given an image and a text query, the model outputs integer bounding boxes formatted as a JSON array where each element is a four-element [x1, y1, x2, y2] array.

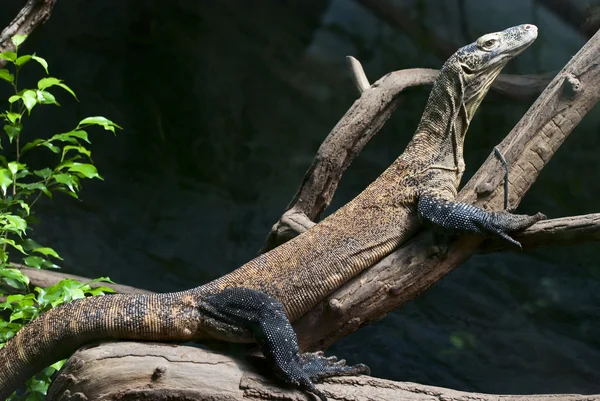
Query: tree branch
[[294, 26, 600, 351], [260, 64, 551, 252], [0, 0, 57, 66], [48, 342, 595, 401]]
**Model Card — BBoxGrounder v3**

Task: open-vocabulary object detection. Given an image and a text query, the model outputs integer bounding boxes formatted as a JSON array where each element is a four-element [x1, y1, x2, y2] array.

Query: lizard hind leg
[[202, 287, 370, 401]]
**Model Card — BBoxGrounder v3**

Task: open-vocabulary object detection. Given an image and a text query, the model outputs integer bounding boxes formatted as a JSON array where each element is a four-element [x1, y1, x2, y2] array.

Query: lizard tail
[[0, 291, 199, 400]]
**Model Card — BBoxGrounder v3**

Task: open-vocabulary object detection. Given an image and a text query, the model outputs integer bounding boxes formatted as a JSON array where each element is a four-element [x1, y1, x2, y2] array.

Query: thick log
[[48, 342, 596, 401]]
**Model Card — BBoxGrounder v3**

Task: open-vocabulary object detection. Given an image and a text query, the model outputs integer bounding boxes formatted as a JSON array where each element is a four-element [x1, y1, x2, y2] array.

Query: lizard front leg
[[417, 195, 546, 248], [200, 287, 370, 400]]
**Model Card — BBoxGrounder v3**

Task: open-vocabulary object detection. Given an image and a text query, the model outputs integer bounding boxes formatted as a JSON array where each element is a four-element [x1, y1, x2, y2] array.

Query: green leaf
[[37, 90, 59, 106], [52, 173, 78, 192], [21, 138, 44, 153], [22, 90, 37, 114], [50, 130, 90, 144], [0, 69, 14, 83], [62, 145, 91, 161], [21, 238, 42, 251], [15, 55, 31, 66], [8, 95, 20, 103], [37, 77, 60, 90], [32, 247, 62, 260], [68, 163, 101, 179], [13, 200, 30, 215], [0, 52, 17, 63], [33, 168, 52, 179], [37, 77, 76, 99], [50, 360, 65, 371], [41, 142, 60, 153], [23, 256, 44, 268], [31, 55, 49, 74], [25, 256, 60, 270], [56, 187, 78, 199], [0, 169, 12, 195], [0, 268, 29, 287], [16, 182, 52, 198], [5, 112, 20, 124], [11, 34, 27, 48], [2, 215, 28, 237], [78, 116, 121, 133], [7, 161, 22, 176], [4, 123, 21, 143]]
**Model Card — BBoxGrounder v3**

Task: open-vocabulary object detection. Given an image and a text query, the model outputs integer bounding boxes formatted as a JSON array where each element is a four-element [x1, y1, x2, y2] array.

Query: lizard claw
[[299, 351, 370, 381], [279, 352, 369, 401]]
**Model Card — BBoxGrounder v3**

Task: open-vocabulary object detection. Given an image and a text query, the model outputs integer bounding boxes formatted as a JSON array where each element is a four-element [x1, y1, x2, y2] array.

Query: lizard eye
[[478, 36, 500, 51], [483, 39, 496, 48]]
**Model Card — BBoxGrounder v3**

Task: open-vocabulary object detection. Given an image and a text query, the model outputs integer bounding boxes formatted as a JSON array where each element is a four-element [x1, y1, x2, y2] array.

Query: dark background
[[2, 0, 600, 395]]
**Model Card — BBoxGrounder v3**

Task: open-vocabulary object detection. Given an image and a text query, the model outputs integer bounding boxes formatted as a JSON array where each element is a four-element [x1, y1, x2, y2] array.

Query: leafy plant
[[0, 35, 120, 400]]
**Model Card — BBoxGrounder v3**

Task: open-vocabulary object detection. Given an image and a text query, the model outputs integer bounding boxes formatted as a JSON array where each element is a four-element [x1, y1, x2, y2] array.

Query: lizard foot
[[300, 350, 371, 380], [201, 287, 369, 401], [485, 211, 546, 248], [418, 195, 547, 248], [277, 350, 370, 401]]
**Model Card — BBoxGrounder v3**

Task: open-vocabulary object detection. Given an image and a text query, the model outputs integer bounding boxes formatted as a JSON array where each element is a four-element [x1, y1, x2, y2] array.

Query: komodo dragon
[[0, 24, 545, 401]]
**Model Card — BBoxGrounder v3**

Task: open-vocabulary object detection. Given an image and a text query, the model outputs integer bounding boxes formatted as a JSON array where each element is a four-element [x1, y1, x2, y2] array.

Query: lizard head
[[454, 24, 538, 121]]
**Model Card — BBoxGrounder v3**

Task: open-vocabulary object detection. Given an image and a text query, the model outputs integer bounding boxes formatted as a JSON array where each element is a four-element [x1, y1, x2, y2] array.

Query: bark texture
[[0, 0, 57, 65], [48, 342, 597, 401]]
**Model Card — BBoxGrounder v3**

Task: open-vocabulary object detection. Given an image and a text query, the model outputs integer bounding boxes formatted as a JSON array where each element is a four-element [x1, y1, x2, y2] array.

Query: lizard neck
[[405, 61, 470, 173]]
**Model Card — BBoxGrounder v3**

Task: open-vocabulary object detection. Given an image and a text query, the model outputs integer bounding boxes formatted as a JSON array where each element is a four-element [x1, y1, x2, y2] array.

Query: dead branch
[[47, 342, 597, 401], [0, 0, 57, 66], [294, 26, 600, 351], [260, 66, 551, 252]]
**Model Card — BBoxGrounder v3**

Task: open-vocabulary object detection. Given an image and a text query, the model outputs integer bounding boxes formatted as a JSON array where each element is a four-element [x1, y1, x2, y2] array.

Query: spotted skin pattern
[[0, 25, 543, 401]]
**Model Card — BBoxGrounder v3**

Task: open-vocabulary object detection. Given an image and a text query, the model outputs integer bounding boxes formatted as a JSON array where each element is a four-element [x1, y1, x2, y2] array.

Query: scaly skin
[[0, 24, 544, 401]]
